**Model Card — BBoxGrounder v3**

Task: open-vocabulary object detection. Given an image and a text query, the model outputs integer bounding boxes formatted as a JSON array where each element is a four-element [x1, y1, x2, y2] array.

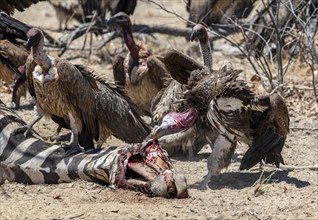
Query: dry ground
[[1, 1, 317, 219]]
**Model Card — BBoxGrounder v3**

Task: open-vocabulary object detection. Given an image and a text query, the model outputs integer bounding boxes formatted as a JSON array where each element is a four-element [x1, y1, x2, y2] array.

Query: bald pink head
[[153, 108, 199, 140]]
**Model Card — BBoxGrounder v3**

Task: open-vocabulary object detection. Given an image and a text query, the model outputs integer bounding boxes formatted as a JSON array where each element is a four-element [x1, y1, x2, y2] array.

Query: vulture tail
[[240, 93, 289, 170]]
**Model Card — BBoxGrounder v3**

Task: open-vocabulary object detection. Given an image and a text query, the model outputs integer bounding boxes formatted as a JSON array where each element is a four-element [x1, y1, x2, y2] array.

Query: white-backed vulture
[[0, 11, 32, 108], [0, 40, 28, 108], [17, 27, 150, 149], [20, 27, 99, 149], [75, 65, 151, 147], [48, 0, 84, 30], [186, 0, 253, 29], [107, 12, 170, 116], [48, 0, 137, 30], [154, 51, 290, 189]]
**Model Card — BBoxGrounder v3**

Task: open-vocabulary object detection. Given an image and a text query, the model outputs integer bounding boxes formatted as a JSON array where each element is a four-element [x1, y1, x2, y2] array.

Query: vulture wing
[[95, 79, 151, 143], [0, 0, 45, 15], [0, 12, 30, 44], [151, 79, 185, 124], [146, 55, 170, 90], [162, 48, 205, 85], [0, 40, 28, 76], [0, 49, 21, 76], [57, 61, 99, 149], [112, 54, 126, 87], [240, 93, 289, 170], [109, 0, 137, 15]]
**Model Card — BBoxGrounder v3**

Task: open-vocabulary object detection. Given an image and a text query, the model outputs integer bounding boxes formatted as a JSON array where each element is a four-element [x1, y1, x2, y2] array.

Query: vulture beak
[[152, 124, 169, 140], [24, 37, 35, 50], [190, 30, 198, 42], [106, 16, 117, 26]]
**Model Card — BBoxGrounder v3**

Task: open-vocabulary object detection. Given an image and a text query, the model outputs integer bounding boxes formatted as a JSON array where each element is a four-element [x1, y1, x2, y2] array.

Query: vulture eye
[[171, 124, 179, 129]]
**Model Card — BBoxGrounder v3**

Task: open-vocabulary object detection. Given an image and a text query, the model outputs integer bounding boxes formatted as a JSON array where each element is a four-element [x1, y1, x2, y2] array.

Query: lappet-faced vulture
[[107, 12, 170, 116]]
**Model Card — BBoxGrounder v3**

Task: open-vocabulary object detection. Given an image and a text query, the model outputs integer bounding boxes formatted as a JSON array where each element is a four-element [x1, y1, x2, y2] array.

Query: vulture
[[0, 40, 29, 108], [0, 0, 45, 15], [154, 53, 289, 189], [186, 0, 253, 33], [151, 24, 218, 159], [48, 0, 137, 30], [107, 12, 170, 116], [0, 11, 32, 108], [20, 27, 99, 150], [76, 66, 151, 148], [48, 0, 84, 30], [17, 27, 150, 149]]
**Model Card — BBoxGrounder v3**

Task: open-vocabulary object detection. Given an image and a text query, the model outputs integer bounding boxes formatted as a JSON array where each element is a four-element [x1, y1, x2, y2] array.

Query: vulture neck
[[31, 37, 51, 74], [199, 35, 213, 70], [122, 24, 139, 72]]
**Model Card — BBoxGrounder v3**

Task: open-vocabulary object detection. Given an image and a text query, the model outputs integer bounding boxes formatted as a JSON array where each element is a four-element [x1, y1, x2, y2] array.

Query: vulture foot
[[49, 126, 63, 142], [12, 115, 42, 138], [64, 144, 82, 157], [231, 150, 244, 163], [198, 171, 213, 190], [188, 146, 195, 161], [12, 125, 33, 138]]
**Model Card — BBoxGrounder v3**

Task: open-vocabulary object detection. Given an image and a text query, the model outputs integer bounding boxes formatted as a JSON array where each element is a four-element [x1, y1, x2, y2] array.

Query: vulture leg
[[11, 73, 27, 109], [12, 115, 42, 137], [199, 134, 237, 190], [70, 132, 79, 147], [68, 113, 81, 149], [49, 125, 63, 142], [183, 139, 194, 161]]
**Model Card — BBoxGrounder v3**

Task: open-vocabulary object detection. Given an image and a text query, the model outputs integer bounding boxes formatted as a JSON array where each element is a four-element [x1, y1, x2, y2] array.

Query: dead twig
[[279, 164, 318, 171], [52, 213, 84, 220], [246, 210, 262, 220], [289, 127, 318, 131]]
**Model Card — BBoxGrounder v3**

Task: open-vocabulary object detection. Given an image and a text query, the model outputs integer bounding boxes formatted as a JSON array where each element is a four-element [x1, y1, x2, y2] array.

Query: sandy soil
[[1, 1, 317, 219]]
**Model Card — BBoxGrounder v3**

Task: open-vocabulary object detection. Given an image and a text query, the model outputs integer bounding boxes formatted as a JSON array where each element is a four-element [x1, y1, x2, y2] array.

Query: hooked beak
[[23, 37, 34, 50], [190, 30, 198, 42], [153, 124, 168, 140], [106, 16, 117, 26]]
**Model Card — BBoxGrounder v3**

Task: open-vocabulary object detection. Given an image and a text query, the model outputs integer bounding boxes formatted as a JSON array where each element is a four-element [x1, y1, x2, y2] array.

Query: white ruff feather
[[33, 57, 58, 82]]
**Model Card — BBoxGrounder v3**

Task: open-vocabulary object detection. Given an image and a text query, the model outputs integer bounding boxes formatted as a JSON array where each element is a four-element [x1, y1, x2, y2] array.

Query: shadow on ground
[[190, 170, 311, 190]]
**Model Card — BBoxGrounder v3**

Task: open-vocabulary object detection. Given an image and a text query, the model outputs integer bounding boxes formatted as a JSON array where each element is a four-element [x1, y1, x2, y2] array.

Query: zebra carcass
[[0, 100, 188, 198]]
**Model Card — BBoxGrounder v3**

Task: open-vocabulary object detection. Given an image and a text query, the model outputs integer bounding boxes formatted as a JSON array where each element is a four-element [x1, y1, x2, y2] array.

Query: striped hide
[[0, 101, 188, 198]]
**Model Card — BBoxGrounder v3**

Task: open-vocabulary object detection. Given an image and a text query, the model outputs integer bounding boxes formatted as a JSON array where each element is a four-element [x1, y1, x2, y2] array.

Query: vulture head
[[190, 24, 208, 43], [24, 27, 43, 50], [107, 12, 131, 28], [153, 108, 199, 140]]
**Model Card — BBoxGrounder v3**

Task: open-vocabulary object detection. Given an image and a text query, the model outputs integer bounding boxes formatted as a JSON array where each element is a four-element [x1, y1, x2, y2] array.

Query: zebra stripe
[[0, 102, 188, 198]]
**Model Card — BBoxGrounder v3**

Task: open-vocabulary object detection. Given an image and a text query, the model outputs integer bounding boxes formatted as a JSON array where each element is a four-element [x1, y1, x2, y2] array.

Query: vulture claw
[[12, 126, 32, 138], [199, 171, 213, 190]]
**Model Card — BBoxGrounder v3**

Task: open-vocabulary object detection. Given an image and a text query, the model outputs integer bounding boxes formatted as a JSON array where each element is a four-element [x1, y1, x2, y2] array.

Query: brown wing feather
[[162, 48, 205, 84], [270, 93, 290, 137], [146, 55, 170, 90], [112, 54, 126, 87], [0, 0, 45, 15], [151, 79, 185, 124], [56, 59, 99, 143], [95, 79, 151, 143]]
